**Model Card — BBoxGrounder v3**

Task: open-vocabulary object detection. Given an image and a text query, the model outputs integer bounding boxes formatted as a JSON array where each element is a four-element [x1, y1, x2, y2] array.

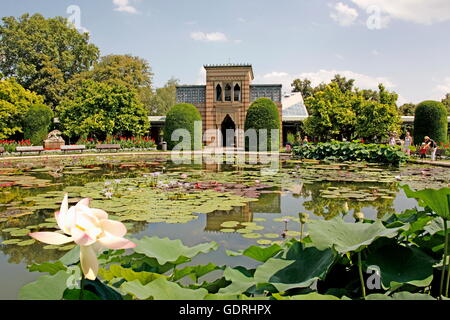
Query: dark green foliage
[[0, 13, 100, 107], [164, 103, 202, 150], [414, 100, 448, 145], [244, 98, 281, 151], [22, 104, 54, 145], [57, 80, 150, 140], [292, 142, 408, 166]]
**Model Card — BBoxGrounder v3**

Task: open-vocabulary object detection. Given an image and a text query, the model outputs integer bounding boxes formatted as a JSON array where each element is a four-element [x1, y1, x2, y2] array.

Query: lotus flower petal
[[98, 234, 136, 250], [76, 198, 91, 207], [90, 208, 108, 221], [80, 245, 98, 280], [29, 232, 73, 245], [100, 219, 127, 238], [71, 226, 96, 247]]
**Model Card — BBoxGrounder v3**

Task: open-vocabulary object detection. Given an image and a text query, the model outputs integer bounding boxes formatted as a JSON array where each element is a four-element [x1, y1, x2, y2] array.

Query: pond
[[0, 154, 449, 299]]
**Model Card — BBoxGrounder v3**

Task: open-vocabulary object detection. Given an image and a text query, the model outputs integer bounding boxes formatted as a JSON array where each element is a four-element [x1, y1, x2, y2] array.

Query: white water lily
[[29, 194, 136, 280]]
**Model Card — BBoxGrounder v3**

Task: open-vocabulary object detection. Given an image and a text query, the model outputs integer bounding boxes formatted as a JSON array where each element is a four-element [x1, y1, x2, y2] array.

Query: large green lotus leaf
[[132, 236, 218, 265], [253, 242, 336, 291], [59, 246, 80, 265], [241, 244, 283, 262], [219, 267, 256, 295], [402, 185, 450, 220], [366, 245, 435, 289], [366, 292, 436, 300], [121, 278, 208, 300], [99, 264, 166, 285], [273, 292, 340, 300], [173, 263, 223, 282], [19, 271, 70, 300], [28, 261, 67, 275], [309, 218, 400, 253]]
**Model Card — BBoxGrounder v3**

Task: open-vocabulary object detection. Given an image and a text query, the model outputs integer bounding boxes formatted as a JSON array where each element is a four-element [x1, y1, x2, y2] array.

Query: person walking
[[403, 131, 413, 156], [424, 136, 438, 161]]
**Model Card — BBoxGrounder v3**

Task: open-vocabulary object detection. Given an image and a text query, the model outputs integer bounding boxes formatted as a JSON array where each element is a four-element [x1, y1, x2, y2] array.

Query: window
[[224, 83, 232, 102], [216, 84, 222, 102], [234, 84, 241, 102]]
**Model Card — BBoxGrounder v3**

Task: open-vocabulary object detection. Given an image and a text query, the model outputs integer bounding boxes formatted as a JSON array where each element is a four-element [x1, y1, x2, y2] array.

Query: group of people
[[389, 131, 438, 161]]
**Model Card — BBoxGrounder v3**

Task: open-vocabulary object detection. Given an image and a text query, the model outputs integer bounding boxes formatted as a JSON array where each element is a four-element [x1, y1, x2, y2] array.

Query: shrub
[[164, 103, 202, 150], [244, 98, 281, 151], [22, 104, 54, 145], [292, 141, 408, 166], [76, 136, 156, 150], [414, 100, 448, 145]]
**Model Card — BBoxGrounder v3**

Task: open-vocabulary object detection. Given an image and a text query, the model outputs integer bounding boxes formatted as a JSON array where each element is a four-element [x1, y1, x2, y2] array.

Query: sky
[[1, 0, 450, 105]]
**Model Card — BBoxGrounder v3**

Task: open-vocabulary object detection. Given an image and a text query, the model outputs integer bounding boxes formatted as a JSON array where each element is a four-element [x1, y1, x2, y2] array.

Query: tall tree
[[331, 74, 355, 93], [354, 85, 401, 141], [0, 13, 99, 107], [441, 93, 450, 113], [399, 103, 416, 116], [69, 54, 154, 111], [291, 78, 314, 100], [303, 83, 358, 141], [57, 80, 150, 141], [149, 78, 179, 115]]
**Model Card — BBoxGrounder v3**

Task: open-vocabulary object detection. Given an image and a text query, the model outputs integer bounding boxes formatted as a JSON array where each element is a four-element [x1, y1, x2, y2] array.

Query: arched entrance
[[221, 115, 236, 147]]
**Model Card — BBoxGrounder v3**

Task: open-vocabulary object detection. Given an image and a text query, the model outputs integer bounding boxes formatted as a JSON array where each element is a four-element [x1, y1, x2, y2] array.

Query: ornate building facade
[[176, 64, 282, 148]]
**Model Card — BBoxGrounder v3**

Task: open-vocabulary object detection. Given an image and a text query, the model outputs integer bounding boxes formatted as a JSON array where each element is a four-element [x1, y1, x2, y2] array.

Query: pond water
[[0, 154, 449, 299]]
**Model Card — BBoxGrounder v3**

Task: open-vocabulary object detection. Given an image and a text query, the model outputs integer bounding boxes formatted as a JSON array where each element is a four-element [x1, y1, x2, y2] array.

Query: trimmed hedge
[[244, 98, 281, 151], [164, 103, 202, 150], [292, 142, 408, 166], [22, 104, 54, 145], [414, 100, 448, 145]]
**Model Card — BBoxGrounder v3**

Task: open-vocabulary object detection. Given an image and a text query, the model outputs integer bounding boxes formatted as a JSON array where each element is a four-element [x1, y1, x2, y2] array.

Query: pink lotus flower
[[29, 194, 136, 280]]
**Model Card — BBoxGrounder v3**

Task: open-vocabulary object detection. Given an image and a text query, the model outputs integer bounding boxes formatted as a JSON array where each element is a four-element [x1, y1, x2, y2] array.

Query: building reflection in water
[[204, 191, 282, 232]]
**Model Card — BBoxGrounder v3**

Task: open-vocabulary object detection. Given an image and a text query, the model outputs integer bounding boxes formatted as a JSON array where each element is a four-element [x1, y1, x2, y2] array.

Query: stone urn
[[44, 130, 65, 150]]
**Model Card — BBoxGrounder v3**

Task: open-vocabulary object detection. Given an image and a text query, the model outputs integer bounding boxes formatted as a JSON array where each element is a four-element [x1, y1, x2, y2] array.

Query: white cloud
[[351, 0, 450, 25], [190, 32, 229, 42], [113, 0, 139, 14], [434, 77, 450, 97], [255, 69, 396, 94], [329, 2, 359, 26]]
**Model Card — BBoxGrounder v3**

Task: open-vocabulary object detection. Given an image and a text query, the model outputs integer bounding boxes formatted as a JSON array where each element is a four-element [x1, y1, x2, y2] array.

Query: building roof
[[204, 63, 252, 68], [204, 63, 254, 79], [282, 92, 309, 117]]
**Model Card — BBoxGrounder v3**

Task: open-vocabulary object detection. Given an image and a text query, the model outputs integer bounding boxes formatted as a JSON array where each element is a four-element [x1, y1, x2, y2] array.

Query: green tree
[[303, 84, 357, 141], [68, 54, 153, 110], [244, 98, 281, 151], [414, 100, 448, 145], [57, 80, 149, 141], [399, 103, 416, 116], [331, 74, 355, 93], [22, 104, 54, 145], [149, 78, 179, 116], [0, 13, 100, 107], [291, 78, 314, 100], [0, 78, 46, 139], [441, 93, 450, 114], [164, 103, 202, 150], [355, 85, 401, 142]]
